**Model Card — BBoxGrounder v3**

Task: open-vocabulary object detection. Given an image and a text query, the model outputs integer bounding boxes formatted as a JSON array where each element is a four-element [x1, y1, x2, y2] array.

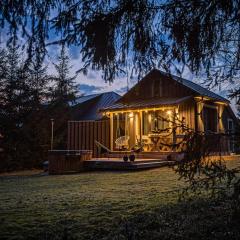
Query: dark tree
[[48, 45, 78, 149], [27, 57, 49, 106], [0, 42, 51, 170], [0, 0, 239, 87], [0, 47, 7, 108], [51, 44, 78, 105], [0, 42, 31, 169]]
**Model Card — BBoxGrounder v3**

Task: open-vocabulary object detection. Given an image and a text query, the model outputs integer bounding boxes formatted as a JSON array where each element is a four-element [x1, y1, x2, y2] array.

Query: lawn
[[0, 159, 240, 240]]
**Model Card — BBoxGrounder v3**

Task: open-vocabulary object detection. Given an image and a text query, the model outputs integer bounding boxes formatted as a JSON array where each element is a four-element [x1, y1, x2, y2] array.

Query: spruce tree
[[0, 47, 7, 109], [0, 41, 49, 170], [0, 42, 23, 169], [49, 45, 78, 149], [24, 58, 51, 167], [27, 58, 49, 106], [51, 44, 78, 105]]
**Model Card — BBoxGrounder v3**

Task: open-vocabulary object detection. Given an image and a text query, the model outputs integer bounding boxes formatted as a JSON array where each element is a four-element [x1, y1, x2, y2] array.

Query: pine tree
[[0, 42, 47, 170], [0, 47, 7, 108], [24, 58, 52, 167], [4, 42, 20, 116], [27, 58, 49, 106], [48, 45, 79, 149], [51, 45, 78, 105], [0, 42, 22, 169]]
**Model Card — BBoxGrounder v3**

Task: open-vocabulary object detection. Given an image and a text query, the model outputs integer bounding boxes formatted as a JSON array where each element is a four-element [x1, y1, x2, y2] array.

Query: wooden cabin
[[68, 69, 238, 156]]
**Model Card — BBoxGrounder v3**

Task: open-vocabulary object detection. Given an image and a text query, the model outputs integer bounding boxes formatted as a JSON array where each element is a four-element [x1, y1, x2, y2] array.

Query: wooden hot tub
[[48, 150, 92, 174]]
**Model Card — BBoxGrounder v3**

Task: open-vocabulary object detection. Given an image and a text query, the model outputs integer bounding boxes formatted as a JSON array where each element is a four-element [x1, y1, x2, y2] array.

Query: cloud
[[80, 84, 104, 95], [43, 44, 129, 95]]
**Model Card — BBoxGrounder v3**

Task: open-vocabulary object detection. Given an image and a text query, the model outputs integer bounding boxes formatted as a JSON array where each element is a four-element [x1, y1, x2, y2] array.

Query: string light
[[129, 112, 134, 118]]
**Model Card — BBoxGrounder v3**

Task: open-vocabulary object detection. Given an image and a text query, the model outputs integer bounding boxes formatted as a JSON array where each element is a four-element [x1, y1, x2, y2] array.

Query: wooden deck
[[102, 151, 175, 159], [83, 154, 240, 171], [83, 158, 175, 171]]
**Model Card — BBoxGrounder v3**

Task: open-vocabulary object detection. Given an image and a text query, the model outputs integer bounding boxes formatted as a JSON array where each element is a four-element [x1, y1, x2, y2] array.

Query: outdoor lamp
[[50, 118, 54, 150]]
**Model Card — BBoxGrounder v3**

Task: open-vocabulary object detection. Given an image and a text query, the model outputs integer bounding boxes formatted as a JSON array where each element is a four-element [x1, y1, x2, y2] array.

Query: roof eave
[[101, 104, 178, 112]]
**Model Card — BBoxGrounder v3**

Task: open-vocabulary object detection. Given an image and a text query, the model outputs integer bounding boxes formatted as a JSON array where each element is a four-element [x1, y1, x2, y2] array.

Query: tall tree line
[[0, 42, 78, 171]]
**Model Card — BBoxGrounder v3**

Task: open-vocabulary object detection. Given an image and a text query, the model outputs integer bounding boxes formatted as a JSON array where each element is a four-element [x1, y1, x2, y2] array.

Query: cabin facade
[[68, 70, 238, 156]]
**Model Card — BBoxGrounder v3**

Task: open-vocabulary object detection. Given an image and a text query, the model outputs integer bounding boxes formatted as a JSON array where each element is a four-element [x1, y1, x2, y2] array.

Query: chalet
[[68, 69, 238, 156]]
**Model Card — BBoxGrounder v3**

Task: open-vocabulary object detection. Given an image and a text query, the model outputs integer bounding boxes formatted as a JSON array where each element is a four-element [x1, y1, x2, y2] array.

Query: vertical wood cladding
[[67, 120, 110, 157], [122, 71, 193, 102], [178, 100, 196, 130]]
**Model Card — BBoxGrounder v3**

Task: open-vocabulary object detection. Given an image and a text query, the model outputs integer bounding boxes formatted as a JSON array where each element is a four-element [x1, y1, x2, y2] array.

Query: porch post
[[140, 111, 143, 141], [110, 113, 114, 151], [195, 99, 204, 132], [217, 104, 225, 133], [172, 108, 177, 151]]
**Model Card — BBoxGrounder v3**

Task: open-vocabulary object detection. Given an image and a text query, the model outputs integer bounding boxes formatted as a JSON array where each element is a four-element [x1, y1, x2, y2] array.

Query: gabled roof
[[72, 91, 121, 120], [101, 69, 229, 112], [159, 70, 229, 103], [122, 69, 228, 103]]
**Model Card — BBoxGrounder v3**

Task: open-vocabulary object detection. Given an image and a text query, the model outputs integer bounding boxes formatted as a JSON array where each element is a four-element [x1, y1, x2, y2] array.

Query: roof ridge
[[157, 70, 229, 102]]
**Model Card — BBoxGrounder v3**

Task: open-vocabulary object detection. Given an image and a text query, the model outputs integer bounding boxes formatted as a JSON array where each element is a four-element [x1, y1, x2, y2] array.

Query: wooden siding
[[205, 134, 230, 155], [178, 100, 196, 130], [122, 71, 193, 102], [67, 120, 110, 156]]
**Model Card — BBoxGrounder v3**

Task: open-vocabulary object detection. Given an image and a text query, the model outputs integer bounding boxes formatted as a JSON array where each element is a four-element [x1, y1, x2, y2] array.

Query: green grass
[[0, 159, 240, 240]]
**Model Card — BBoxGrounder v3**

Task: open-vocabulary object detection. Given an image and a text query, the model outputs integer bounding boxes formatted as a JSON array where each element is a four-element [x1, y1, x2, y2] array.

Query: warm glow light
[[214, 101, 228, 106], [167, 110, 172, 115], [102, 106, 176, 115], [194, 96, 210, 101], [129, 112, 134, 118]]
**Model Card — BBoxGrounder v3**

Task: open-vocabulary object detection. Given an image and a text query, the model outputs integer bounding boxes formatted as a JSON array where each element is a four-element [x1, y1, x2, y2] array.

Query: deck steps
[[83, 159, 175, 171]]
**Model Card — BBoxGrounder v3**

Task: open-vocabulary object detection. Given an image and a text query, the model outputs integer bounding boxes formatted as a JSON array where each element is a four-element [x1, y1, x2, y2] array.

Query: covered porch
[[103, 98, 189, 153]]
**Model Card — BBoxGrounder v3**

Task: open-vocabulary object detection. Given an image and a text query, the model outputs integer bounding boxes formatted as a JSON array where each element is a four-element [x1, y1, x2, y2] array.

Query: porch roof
[[101, 96, 192, 112]]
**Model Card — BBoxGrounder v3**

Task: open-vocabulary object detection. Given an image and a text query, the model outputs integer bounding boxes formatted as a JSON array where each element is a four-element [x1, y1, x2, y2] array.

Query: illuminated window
[[142, 110, 170, 135]]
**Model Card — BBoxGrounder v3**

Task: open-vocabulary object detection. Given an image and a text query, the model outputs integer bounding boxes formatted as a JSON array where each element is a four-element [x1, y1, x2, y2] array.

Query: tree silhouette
[[0, 0, 239, 87], [50, 44, 78, 105]]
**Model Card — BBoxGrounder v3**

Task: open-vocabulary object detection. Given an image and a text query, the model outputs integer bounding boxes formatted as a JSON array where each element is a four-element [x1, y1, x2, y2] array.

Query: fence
[[67, 120, 110, 156]]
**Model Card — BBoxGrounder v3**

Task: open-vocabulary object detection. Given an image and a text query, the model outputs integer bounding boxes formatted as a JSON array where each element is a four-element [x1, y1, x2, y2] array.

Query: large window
[[142, 110, 170, 135], [203, 107, 217, 133], [114, 113, 127, 138]]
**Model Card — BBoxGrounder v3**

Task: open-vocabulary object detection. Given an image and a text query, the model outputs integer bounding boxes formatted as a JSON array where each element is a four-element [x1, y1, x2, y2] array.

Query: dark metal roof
[[72, 92, 121, 120], [158, 70, 229, 103], [75, 93, 101, 104], [102, 96, 192, 111]]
